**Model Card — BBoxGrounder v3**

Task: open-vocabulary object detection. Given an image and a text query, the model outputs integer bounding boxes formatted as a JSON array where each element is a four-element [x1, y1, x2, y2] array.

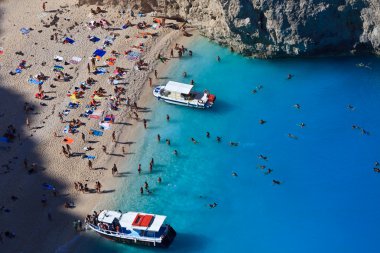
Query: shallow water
[[71, 37, 380, 253]]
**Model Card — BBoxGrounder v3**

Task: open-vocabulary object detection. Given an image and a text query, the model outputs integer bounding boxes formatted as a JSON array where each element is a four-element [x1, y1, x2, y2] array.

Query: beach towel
[[70, 56, 82, 64], [89, 36, 100, 43], [54, 65, 64, 71], [0, 137, 9, 143], [14, 68, 22, 74], [90, 129, 103, 137], [94, 67, 107, 75], [93, 95, 102, 101], [42, 183, 56, 191], [64, 37, 75, 44], [99, 122, 111, 130], [63, 137, 74, 144], [54, 55, 64, 62], [93, 49, 106, 58], [105, 58, 116, 66], [82, 155, 96, 160], [126, 51, 140, 61], [89, 109, 103, 119], [68, 102, 79, 109], [20, 28, 30, 35], [28, 78, 43, 85], [104, 114, 115, 122], [0, 47, 4, 55], [63, 125, 69, 134]]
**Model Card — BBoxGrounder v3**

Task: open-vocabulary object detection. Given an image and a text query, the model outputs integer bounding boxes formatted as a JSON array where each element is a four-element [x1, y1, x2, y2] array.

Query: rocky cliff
[[79, 0, 380, 57]]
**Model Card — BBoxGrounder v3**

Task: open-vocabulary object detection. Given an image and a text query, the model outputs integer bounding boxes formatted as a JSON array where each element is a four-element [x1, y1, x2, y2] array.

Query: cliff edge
[[79, 0, 380, 57]]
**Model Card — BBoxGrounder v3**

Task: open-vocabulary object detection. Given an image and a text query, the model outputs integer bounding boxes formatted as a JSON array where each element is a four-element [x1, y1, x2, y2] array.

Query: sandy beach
[[0, 0, 196, 252]]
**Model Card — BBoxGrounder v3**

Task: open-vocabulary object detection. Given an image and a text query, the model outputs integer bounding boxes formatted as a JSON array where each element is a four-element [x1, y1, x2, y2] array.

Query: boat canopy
[[119, 212, 167, 232], [165, 81, 193, 94], [98, 210, 122, 223]]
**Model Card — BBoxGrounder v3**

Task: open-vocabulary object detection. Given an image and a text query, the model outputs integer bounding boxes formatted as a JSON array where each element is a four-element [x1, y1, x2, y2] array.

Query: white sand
[[0, 0, 196, 252]]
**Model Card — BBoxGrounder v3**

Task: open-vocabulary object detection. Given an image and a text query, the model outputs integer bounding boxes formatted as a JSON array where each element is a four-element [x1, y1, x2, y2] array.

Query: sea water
[[70, 37, 380, 253]]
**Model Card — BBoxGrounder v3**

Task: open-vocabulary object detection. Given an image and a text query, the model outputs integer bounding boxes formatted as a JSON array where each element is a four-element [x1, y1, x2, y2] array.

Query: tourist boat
[[86, 210, 176, 248], [153, 81, 216, 108]]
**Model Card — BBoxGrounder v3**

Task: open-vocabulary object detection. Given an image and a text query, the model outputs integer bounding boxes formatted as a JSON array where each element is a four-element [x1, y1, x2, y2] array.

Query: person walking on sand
[[88, 160, 93, 170], [149, 77, 152, 87], [91, 57, 96, 68], [143, 119, 147, 129], [42, 1, 47, 12], [112, 164, 118, 176], [81, 133, 86, 143], [87, 63, 91, 74], [154, 70, 158, 79], [66, 144, 71, 154], [112, 131, 116, 142], [102, 145, 107, 154], [170, 49, 174, 58], [122, 146, 126, 154]]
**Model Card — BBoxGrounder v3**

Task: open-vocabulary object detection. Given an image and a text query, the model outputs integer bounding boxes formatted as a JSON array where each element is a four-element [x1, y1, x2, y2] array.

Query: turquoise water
[[71, 38, 380, 253]]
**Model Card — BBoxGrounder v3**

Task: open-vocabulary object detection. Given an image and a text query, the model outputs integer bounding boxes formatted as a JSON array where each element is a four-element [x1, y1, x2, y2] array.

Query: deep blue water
[[69, 37, 380, 253]]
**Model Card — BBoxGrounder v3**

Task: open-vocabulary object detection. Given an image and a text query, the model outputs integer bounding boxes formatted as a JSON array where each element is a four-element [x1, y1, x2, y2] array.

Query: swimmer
[[209, 202, 218, 208], [216, 136, 221, 142], [272, 180, 281, 185], [352, 125, 358, 129], [158, 177, 162, 183], [375, 161, 380, 167], [173, 150, 178, 156], [229, 142, 239, 147], [252, 89, 257, 94], [140, 187, 143, 194], [217, 56, 221, 62], [293, 104, 301, 109], [298, 122, 306, 128], [232, 172, 238, 177], [287, 74, 293, 80], [374, 168, 380, 173], [206, 132, 210, 138], [182, 71, 187, 78], [264, 168, 273, 175], [191, 137, 198, 144], [347, 104, 355, 111], [257, 165, 266, 170], [259, 119, 266, 124], [288, 133, 298, 140], [257, 85, 263, 90], [258, 154, 268, 161]]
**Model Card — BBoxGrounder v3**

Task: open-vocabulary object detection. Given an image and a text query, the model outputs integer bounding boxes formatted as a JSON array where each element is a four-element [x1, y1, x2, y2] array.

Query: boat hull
[[89, 224, 176, 248]]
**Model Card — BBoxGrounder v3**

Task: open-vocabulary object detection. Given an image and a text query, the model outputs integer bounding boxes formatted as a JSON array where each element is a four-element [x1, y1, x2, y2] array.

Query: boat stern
[[160, 225, 176, 247]]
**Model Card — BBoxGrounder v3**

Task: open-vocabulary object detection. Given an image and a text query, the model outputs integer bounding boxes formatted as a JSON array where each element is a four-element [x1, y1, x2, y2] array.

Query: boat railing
[[88, 224, 162, 243]]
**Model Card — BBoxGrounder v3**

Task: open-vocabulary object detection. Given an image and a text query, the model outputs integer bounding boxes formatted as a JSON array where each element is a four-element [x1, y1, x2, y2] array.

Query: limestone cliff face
[[79, 0, 380, 57]]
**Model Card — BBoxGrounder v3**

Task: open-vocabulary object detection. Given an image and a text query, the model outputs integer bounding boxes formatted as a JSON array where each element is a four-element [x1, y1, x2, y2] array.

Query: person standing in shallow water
[[157, 134, 161, 142], [166, 114, 170, 121], [217, 56, 221, 62]]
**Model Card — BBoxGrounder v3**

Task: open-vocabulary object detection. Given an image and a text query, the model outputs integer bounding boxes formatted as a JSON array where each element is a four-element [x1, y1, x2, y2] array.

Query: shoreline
[[0, 0, 198, 252]]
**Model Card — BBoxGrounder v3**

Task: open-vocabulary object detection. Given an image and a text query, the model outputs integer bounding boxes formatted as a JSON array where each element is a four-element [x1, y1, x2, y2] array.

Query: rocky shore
[[79, 0, 380, 58]]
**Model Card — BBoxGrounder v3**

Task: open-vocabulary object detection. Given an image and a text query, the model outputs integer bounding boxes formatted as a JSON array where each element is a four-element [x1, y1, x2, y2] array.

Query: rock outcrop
[[79, 0, 380, 57]]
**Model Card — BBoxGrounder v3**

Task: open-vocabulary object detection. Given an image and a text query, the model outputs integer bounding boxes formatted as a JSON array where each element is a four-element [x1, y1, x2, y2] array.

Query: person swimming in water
[[217, 56, 221, 62], [258, 154, 268, 161], [293, 104, 301, 109], [298, 122, 306, 128], [252, 89, 257, 94], [206, 132, 210, 138], [216, 136, 221, 142], [173, 150, 178, 156], [232, 172, 238, 177], [229, 142, 239, 147], [288, 133, 298, 140], [264, 168, 273, 175], [272, 179, 281, 185], [259, 119, 266, 124], [209, 202, 218, 208], [191, 137, 198, 144], [258, 165, 266, 170], [287, 74, 293, 80], [347, 104, 355, 111]]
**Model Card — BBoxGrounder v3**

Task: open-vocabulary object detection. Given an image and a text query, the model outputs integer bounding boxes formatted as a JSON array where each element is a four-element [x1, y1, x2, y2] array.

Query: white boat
[[153, 81, 216, 109], [86, 210, 176, 248]]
